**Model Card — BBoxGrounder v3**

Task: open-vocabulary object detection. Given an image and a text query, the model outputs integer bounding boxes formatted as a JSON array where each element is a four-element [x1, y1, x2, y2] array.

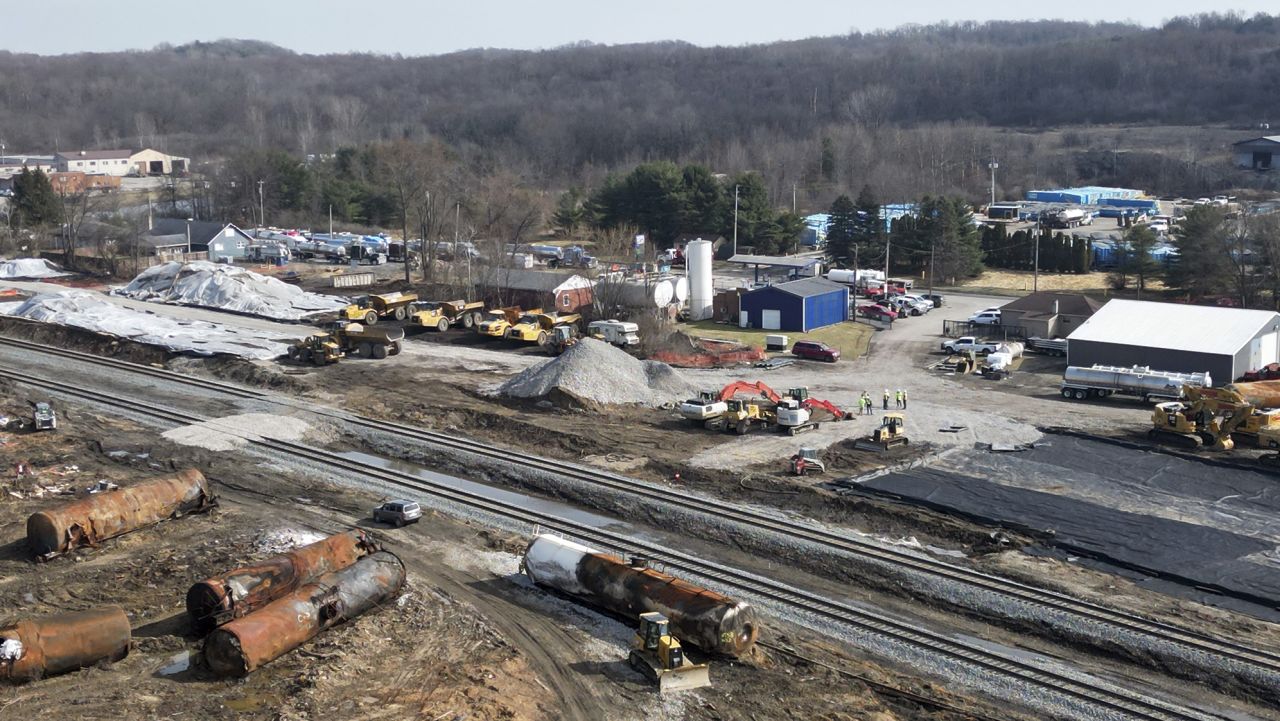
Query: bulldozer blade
[[658, 664, 711, 693], [853, 439, 889, 453]]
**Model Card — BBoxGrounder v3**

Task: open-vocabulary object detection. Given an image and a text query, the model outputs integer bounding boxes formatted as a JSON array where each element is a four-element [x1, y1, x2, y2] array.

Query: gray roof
[[1001, 292, 1103, 317], [1233, 136, 1280, 147], [57, 149, 133, 161], [755, 277, 848, 299], [1066, 299, 1280, 355], [488, 268, 585, 292], [147, 219, 251, 247], [143, 234, 189, 249], [727, 253, 823, 269]]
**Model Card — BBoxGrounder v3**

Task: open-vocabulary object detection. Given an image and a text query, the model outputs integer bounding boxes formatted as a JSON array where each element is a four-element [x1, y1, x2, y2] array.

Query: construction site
[[1, 245, 1280, 721]]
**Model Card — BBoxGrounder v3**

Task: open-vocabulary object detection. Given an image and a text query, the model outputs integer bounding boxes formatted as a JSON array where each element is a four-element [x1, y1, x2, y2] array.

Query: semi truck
[[1059, 365, 1211, 402]]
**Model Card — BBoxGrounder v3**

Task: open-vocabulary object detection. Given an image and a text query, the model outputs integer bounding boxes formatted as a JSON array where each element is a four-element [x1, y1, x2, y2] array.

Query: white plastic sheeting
[[114, 261, 347, 321], [0, 290, 292, 360], [0, 258, 69, 279]]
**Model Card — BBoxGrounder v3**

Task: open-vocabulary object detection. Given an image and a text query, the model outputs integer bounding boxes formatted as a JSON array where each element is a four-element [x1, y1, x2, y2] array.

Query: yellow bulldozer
[[855, 413, 909, 451], [627, 612, 710, 693]]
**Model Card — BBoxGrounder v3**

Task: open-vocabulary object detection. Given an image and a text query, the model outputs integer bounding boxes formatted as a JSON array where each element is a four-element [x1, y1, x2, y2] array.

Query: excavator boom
[[717, 380, 782, 403]]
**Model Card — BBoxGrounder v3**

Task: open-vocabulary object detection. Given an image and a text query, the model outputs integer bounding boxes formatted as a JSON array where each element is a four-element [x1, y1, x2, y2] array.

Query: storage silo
[[687, 239, 713, 321]]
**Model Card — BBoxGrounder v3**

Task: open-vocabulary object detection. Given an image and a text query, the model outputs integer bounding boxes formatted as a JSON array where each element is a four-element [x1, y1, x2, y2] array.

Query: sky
[[5, 1, 1275, 55]]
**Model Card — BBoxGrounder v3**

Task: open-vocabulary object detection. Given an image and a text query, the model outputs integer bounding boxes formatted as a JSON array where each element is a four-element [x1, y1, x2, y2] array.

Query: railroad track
[[3, 334, 1279, 682], [0, 363, 1236, 720]]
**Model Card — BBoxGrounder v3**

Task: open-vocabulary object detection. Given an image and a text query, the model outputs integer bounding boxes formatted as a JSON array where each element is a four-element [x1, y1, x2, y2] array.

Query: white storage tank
[[686, 239, 713, 321], [826, 269, 857, 285], [670, 276, 690, 304], [620, 279, 674, 308]]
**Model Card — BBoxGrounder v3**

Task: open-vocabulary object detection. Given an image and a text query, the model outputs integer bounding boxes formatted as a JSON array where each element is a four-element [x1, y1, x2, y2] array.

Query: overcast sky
[[6, 1, 1274, 55]]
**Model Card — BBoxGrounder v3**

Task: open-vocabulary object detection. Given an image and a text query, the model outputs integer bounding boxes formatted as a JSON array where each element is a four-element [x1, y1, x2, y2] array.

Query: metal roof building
[[1066, 300, 1280, 384], [738, 277, 848, 332], [1233, 135, 1280, 171]]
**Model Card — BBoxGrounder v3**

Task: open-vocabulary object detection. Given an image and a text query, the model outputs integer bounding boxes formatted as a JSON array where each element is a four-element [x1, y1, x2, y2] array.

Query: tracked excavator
[[1150, 386, 1265, 450], [678, 381, 852, 436]]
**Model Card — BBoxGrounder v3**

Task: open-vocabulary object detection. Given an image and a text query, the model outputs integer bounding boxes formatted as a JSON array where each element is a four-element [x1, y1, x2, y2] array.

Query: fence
[[941, 320, 1027, 340]]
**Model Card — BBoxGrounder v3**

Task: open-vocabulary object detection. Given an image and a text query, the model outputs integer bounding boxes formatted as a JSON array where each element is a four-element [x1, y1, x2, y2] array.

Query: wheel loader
[[288, 321, 404, 364]]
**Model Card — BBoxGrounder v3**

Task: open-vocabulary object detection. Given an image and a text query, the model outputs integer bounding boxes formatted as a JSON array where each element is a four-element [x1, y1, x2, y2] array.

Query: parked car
[[372, 499, 422, 527], [940, 336, 1002, 355], [901, 294, 934, 310], [924, 294, 944, 307], [791, 340, 840, 363], [889, 296, 929, 316], [968, 310, 1002, 325], [857, 303, 897, 321]]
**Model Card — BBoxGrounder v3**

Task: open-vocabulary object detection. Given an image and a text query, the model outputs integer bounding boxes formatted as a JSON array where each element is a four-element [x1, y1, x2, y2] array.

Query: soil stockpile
[[495, 338, 695, 407], [114, 261, 347, 321]]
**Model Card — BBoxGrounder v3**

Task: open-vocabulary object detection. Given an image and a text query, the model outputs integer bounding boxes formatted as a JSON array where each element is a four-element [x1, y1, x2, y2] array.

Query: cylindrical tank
[[995, 341, 1024, 358], [186, 530, 379, 632], [0, 607, 130, 682], [203, 551, 406, 676], [27, 469, 213, 558], [670, 276, 690, 304], [1063, 365, 1211, 394], [826, 269, 857, 285], [620, 280, 674, 308], [1226, 380, 1280, 409], [686, 239, 714, 321], [521, 534, 757, 657]]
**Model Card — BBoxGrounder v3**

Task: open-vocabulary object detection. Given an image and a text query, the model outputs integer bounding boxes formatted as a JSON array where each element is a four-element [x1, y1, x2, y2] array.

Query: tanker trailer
[[521, 534, 757, 657], [186, 529, 380, 631]]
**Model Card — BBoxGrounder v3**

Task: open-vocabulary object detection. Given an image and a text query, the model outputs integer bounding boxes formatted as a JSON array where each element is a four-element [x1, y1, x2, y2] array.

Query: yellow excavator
[[1150, 386, 1260, 450], [628, 612, 710, 693]]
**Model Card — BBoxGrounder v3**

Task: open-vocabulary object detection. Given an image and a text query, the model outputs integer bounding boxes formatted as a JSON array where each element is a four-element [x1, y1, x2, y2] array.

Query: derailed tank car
[[26, 468, 215, 559], [0, 607, 131, 682], [186, 529, 380, 631], [521, 534, 757, 657]]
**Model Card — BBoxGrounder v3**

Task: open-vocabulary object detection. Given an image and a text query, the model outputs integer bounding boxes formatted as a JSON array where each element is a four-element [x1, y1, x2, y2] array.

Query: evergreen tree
[[764, 212, 806, 255], [1119, 224, 1161, 293], [679, 165, 728, 235], [12, 167, 62, 227], [726, 172, 774, 253], [1072, 235, 1091, 273], [1166, 205, 1232, 300], [552, 187, 585, 235], [824, 194, 857, 267], [916, 196, 983, 282], [851, 185, 884, 270]]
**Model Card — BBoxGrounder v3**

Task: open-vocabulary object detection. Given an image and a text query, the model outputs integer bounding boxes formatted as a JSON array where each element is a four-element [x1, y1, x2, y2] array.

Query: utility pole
[[732, 185, 740, 256], [1034, 215, 1041, 293], [987, 159, 998, 208], [883, 229, 891, 282], [792, 183, 797, 214], [328, 205, 333, 236], [928, 238, 936, 299], [185, 218, 193, 256], [257, 179, 265, 228]]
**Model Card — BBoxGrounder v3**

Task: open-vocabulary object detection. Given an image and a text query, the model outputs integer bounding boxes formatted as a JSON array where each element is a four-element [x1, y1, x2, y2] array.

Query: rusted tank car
[[0, 607, 131, 682], [26, 468, 213, 559], [203, 551, 406, 676], [186, 530, 379, 631], [521, 534, 757, 657]]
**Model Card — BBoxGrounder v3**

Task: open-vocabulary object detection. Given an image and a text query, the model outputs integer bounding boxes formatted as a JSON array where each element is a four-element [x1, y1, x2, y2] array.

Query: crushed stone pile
[[495, 338, 696, 407], [114, 261, 347, 321], [0, 290, 293, 360], [0, 257, 69, 279]]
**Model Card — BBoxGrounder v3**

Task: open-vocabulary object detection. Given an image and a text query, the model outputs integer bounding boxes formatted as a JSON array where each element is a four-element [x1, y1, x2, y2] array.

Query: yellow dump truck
[[288, 321, 404, 364], [477, 306, 538, 338], [408, 300, 486, 332], [340, 292, 419, 325], [505, 312, 581, 345]]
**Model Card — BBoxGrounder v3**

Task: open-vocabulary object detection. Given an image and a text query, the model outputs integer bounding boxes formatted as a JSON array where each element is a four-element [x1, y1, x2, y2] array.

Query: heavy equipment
[[289, 321, 404, 364], [545, 325, 579, 355], [628, 612, 711, 693], [1148, 385, 1274, 450], [339, 291, 418, 325], [856, 413, 909, 451], [31, 402, 56, 431], [408, 299, 485, 332], [703, 398, 770, 434], [789, 448, 825, 476], [505, 312, 581, 345], [678, 381, 850, 435], [477, 306, 536, 338]]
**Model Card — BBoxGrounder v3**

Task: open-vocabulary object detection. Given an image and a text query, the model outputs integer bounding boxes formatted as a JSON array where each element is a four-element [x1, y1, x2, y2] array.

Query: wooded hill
[[2, 14, 1277, 200]]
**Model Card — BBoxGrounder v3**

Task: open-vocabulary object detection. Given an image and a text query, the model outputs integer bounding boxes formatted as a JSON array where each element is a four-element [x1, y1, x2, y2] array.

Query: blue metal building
[[738, 278, 849, 332]]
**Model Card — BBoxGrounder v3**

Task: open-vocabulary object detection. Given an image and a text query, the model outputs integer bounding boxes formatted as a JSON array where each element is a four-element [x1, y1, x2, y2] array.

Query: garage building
[[738, 278, 848, 332], [1066, 299, 1280, 384]]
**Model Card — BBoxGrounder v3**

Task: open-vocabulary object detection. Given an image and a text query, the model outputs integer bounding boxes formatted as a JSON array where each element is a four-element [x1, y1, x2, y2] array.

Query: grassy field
[[943, 269, 1166, 298], [683, 319, 874, 359]]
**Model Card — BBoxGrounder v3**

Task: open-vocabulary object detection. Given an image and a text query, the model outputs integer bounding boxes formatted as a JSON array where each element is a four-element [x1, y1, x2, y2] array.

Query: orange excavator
[[716, 381, 853, 421]]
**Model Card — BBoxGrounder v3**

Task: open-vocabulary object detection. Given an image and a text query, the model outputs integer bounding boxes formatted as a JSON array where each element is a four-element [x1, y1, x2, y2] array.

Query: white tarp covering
[[0, 290, 292, 360], [113, 261, 347, 321], [0, 258, 70, 279]]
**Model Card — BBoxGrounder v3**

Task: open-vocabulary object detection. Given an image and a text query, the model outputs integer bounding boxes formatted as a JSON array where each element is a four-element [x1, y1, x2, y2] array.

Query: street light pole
[[732, 185, 740, 256], [185, 218, 193, 256], [257, 179, 265, 228], [988, 159, 998, 208]]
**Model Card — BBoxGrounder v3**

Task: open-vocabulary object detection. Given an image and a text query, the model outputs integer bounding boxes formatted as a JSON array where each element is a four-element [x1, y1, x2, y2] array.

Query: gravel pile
[[114, 261, 347, 321], [495, 338, 695, 407]]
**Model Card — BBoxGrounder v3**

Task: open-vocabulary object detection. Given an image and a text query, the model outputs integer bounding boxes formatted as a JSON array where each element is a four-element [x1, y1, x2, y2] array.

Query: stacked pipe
[[186, 529, 380, 631], [203, 551, 406, 676], [0, 607, 131, 682], [521, 534, 758, 657], [26, 468, 214, 559]]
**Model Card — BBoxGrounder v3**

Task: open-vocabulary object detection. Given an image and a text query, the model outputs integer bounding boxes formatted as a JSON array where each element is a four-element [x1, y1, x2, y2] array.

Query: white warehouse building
[[1066, 300, 1280, 384]]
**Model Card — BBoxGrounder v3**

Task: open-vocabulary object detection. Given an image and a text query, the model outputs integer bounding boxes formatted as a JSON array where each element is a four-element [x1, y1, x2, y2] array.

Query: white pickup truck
[[940, 336, 1001, 355]]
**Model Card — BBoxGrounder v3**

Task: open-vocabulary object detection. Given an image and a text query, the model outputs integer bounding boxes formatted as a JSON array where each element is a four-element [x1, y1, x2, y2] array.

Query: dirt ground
[[0, 405, 1008, 721]]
